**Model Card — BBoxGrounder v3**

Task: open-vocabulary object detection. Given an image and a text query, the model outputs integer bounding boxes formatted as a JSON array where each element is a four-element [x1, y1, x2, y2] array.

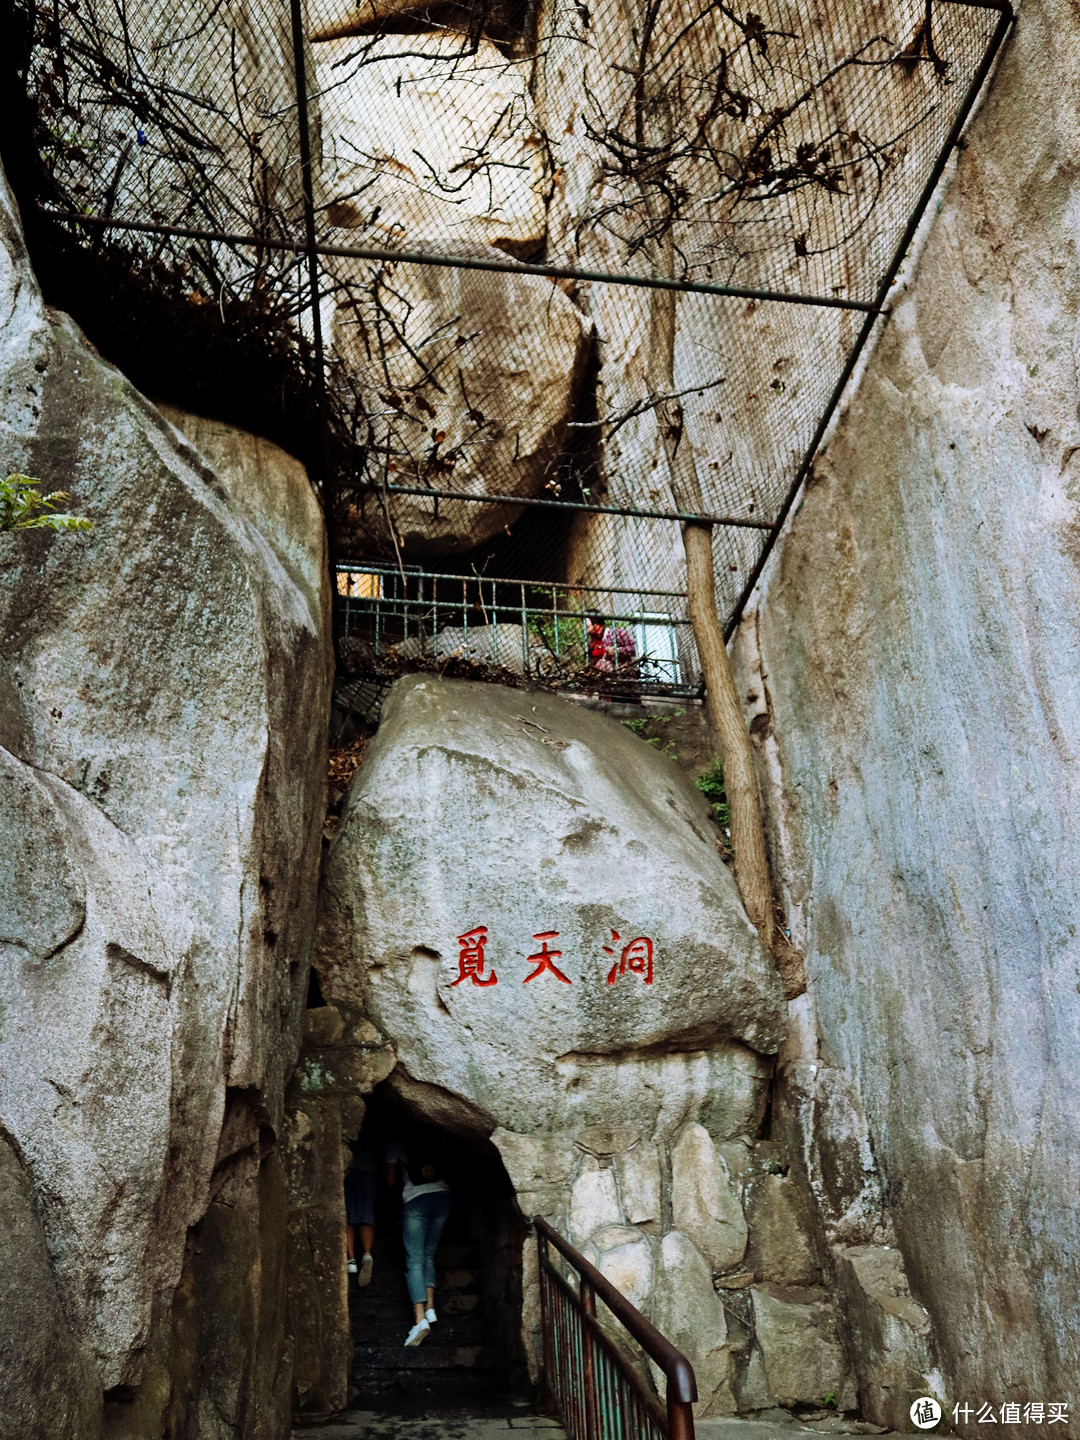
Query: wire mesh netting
[[15, 0, 1010, 689]]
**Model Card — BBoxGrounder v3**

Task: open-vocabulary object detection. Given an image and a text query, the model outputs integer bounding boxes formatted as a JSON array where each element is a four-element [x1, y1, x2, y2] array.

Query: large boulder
[[0, 165, 330, 1434], [313, 673, 791, 1395], [316, 34, 547, 254], [157, 405, 329, 626], [328, 256, 591, 557], [314, 33, 591, 557], [315, 674, 785, 1133], [739, 0, 1080, 1418]]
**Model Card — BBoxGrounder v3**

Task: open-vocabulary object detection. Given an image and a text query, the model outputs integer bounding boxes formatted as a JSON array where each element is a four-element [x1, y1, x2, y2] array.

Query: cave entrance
[[349, 1085, 530, 1412]]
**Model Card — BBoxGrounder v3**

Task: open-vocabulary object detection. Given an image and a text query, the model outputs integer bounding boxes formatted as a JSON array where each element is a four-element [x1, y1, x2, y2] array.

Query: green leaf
[[0, 475, 93, 533], [695, 759, 730, 831]]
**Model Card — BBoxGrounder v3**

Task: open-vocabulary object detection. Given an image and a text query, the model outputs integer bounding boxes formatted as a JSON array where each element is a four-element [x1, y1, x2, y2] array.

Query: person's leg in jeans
[[402, 1192, 451, 1342], [403, 1198, 428, 1316], [345, 1170, 376, 1284], [421, 1191, 451, 1319]]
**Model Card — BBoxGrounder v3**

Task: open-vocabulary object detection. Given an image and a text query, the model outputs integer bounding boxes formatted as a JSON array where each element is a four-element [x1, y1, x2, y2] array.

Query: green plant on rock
[[1, 474, 92, 532], [621, 708, 684, 758], [696, 759, 730, 833]]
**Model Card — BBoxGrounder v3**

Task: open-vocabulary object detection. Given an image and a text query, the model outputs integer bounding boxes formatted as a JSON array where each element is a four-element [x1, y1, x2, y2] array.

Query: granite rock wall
[[0, 166, 332, 1440], [735, 0, 1080, 1427]]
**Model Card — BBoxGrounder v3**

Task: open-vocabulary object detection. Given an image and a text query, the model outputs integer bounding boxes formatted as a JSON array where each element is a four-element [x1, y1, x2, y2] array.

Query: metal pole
[[371, 481, 774, 531], [581, 1282, 599, 1440], [667, 1392, 696, 1440], [520, 580, 529, 674], [287, 0, 338, 643], [538, 1236, 558, 1419], [39, 210, 882, 313]]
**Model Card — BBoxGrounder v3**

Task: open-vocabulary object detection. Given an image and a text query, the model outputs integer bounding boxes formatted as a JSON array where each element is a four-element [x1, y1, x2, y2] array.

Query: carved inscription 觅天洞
[[451, 926, 656, 988]]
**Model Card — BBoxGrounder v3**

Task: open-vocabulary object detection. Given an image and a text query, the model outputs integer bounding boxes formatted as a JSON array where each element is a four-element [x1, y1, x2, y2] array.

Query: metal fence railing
[[334, 564, 702, 697], [536, 1217, 696, 1440]]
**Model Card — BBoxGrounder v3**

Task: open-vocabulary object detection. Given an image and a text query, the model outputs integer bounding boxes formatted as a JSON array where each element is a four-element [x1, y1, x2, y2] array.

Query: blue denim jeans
[[402, 1189, 451, 1304]]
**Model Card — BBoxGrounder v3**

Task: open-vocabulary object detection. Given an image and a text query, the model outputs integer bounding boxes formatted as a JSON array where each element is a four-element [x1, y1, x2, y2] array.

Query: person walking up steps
[[344, 1126, 380, 1287], [386, 1128, 451, 1347]]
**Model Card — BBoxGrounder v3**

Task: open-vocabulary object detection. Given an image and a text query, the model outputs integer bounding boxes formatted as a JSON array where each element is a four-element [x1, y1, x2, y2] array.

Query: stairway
[[349, 1215, 497, 1406]]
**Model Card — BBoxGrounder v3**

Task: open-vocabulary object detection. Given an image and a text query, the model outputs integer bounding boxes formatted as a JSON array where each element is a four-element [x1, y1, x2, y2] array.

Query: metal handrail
[[535, 1217, 696, 1440], [334, 562, 689, 601], [333, 563, 700, 696]]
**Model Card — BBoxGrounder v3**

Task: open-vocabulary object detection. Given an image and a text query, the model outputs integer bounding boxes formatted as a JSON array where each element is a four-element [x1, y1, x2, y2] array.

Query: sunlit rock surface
[[315, 674, 785, 1124], [738, 0, 1080, 1420], [0, 166, 330, 1433], [315, 34, 590, 557], [317, 35, 546, 254]]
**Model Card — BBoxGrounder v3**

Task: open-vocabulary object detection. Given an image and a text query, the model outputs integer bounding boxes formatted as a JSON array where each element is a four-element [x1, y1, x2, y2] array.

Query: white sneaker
[[346, 1259, 357, 1275], [358, 1254, 374, 1287], [404, 1319, 430, 1347], [425, 1307, 437, 1324]]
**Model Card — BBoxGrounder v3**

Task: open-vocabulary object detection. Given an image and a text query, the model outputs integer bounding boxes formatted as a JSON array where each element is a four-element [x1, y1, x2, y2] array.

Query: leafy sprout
[[621, 708, 684, 759], [1, 474, 93, 533], [696, 758, 730, 834]]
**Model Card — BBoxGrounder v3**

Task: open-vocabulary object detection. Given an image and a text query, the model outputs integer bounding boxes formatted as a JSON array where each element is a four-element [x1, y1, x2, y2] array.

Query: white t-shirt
[[386, 1137, 450, 1205]]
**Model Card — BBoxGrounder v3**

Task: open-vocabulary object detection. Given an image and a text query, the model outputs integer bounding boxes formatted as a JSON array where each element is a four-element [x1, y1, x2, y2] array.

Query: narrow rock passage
[[348, 1212, 494, 1404], [344, 1100, 527, 1412]]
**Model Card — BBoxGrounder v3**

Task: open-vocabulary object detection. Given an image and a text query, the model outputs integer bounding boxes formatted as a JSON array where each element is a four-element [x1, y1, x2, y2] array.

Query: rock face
[[738, 0, 1080, 1424], [317, 35, 546, 254], [315, 675, 881, 1415], [650, 1230, 734, 1415], [0, 168, 331, 1437], [0, 1133, 102, 1439], [329, 254, 591, 557], [316, 674, 785, 1120], [750, 1284, 846, 1409], [53, 0, 305, 260], [671, 1123, 747, 1275], [157, 406, 329, 628], [281, 1004, 394, 1420]]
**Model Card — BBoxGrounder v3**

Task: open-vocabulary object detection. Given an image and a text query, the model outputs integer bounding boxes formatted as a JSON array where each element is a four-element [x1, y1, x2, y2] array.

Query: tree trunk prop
[[646, 275, 805, 996]]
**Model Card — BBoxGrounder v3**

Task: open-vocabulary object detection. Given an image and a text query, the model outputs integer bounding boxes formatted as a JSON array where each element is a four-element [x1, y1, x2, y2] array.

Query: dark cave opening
[[345, 1085, 530, 1412]]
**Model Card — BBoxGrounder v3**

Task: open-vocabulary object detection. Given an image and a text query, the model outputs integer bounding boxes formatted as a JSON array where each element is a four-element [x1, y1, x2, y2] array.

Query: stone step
[[352, 1305, 479, 1329], [350, 1226, 496, 1406], [441, 1268, 481, 1291], [352, 1343, 493, 1371], [312, 1404, 563, 1435], [352, 1313, 489, 1342], [433, 1242, 478, 1265]]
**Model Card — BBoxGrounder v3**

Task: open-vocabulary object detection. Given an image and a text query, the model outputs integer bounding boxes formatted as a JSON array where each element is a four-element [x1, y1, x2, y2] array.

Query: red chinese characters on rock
[[604, 930, 654, 985], [452, 925, 498, 986], [523, 931, 572, 985], [449, 927, 656, 989]]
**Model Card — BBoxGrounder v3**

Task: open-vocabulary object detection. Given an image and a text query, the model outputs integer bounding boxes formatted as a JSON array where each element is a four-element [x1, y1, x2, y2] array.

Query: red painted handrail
[[535, 1216, 696, 1440]]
